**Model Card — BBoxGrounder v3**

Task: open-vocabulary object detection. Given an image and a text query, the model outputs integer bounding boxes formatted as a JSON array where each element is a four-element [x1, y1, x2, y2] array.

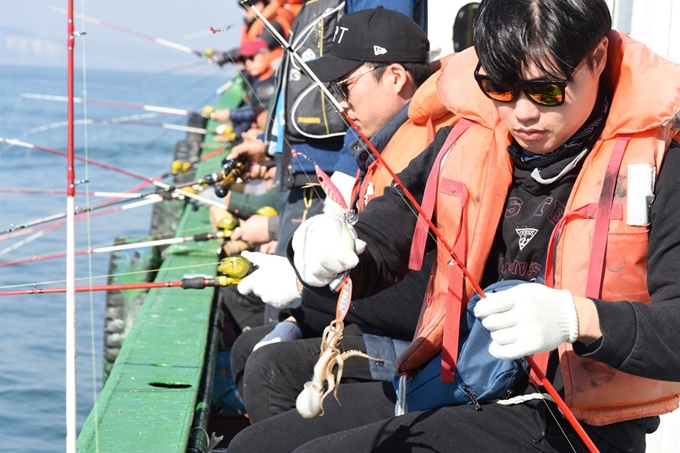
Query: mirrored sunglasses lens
[[480, 79, 514, 101], [527, 83, 564, 105]]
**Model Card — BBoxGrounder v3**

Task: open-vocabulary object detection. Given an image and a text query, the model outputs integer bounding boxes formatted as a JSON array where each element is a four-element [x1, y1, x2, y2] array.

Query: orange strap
[[408, 119, 473, 271], [586, 135, 631, 298], [439, 180, 470, 383]]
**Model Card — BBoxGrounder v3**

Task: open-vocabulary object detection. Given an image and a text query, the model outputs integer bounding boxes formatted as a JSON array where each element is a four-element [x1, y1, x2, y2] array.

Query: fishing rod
[[242, 3, 598, 451], [1, 193, 164, 235], [0, 255, 253, 297], [0, 162, 244, 249], [26, 113, 165, 135], [0, 188, 150, 198], [0, 150, 226, 245], [0, 171, 174, 244], [1, 136, 160, 182], [25, 116, 230, 137], [20, 93, 194, 116], [0, 223, 241, 267], [50, 6, 206, 58], [0, 178, 233, 236], [0, 137, 229, 210]]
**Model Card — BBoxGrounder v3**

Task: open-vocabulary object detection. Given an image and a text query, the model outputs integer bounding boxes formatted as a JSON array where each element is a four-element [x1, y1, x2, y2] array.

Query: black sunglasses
[[473, 61, 568, 107], [329, 66, 379, 102]]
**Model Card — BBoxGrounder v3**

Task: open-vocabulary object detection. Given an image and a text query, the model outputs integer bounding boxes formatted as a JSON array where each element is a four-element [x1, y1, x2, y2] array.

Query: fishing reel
[[199, 156, 249, 198], [215, 212, 240, 237], [214, 123, 237, 141], [217, 255, 253, 282], [201, 105, 215, 119]]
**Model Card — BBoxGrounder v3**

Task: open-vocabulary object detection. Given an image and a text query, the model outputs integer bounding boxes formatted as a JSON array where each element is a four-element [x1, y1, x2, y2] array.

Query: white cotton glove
[[322, 171, 356, 216], [237, 250, 302, 309], [473, 283, 580, 360], [292, 214, 366, 287]]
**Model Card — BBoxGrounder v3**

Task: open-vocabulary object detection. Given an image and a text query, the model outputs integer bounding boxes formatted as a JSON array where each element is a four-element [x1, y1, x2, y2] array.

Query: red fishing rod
[[1, 137, 158, 182], [242, 2, 598, 451], [0, 255, 253, 297], [0, 278, 228, 296]]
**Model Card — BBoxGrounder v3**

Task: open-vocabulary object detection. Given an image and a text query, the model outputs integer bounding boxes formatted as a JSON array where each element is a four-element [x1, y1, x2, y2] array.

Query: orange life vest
[[398, 31, 680, 425], [241, 2, 294, 45]]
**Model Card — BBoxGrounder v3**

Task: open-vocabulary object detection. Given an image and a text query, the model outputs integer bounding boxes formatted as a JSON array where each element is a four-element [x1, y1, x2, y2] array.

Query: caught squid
[[296, 320, 385, 418]]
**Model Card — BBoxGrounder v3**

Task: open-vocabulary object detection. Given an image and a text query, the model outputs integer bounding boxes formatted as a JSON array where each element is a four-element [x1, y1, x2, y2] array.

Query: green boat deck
[[78, 76, 244, 452]]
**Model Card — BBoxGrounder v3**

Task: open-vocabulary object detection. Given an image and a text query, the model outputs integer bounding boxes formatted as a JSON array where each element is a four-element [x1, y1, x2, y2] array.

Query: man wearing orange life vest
[[231, 0, 680, 451]]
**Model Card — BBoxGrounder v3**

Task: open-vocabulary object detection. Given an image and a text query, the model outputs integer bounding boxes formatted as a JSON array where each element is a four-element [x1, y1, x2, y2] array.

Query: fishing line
[[74, 3, 103, 449]]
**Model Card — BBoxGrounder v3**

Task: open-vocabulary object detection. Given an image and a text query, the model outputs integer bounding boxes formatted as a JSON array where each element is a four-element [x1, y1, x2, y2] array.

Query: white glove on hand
[[237, 250, 302, 309], [292, 214, 366, 287], [473, 283, 579, 360]]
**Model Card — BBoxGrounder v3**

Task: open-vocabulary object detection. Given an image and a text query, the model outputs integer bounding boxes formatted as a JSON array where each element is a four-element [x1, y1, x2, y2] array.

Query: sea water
[[0, 63, 233, 452]]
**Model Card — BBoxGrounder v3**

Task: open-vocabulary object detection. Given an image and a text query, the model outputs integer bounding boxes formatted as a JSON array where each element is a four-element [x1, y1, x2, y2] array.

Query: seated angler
[[229, 0, 680, 452], [230, 7, 448, 424]]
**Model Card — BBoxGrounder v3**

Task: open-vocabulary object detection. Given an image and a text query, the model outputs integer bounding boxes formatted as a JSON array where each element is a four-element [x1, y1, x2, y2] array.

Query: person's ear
[[388, 63, 410, 93], [592, 36, 608, 77]]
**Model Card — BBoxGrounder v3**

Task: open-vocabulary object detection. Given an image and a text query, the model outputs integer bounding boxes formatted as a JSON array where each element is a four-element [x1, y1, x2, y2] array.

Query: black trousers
[[230, 324, 372, 423], [221, 285, 265, 332], [227, 381, 641, 453]]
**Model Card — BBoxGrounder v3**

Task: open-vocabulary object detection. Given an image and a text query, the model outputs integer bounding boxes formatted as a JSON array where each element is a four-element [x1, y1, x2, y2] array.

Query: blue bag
[[394, 280, 528, 413]]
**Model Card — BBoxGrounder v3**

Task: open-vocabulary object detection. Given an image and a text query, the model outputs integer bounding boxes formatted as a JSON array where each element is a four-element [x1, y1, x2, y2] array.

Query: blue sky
[[0, 0, 243, 73]]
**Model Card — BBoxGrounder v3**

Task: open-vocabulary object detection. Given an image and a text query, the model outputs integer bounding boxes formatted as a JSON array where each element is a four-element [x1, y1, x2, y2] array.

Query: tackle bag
[[284, 1, 347, 141], [394, 279, 528, 413]]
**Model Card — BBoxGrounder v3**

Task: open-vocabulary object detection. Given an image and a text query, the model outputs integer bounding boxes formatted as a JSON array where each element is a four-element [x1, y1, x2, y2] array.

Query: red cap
[[238, 39, 268, 60]]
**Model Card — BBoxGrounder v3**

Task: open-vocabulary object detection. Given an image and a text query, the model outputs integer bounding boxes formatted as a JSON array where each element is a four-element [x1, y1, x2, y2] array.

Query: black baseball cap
[[306, 7, 429, 82]]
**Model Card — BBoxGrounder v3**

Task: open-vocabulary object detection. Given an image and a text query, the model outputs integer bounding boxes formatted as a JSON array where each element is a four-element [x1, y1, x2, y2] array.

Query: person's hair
[[473, 0, 611, 90], [370, 62, 434, 89]]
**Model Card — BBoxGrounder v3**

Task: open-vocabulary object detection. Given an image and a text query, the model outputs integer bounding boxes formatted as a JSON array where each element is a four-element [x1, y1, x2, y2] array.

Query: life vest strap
[[408, 118, 473, 271]]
